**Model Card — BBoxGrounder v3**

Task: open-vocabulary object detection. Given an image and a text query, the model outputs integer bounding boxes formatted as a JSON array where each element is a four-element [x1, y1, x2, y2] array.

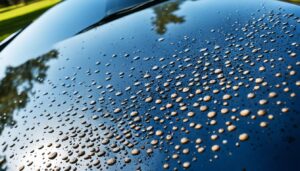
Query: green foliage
[[152, 1, 185, 34], [0, 0, 60, 41], [0, 50, 58, 170]]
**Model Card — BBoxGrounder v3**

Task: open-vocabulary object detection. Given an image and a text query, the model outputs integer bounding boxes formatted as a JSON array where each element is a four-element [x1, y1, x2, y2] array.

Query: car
[[0, 0, 300, 170]]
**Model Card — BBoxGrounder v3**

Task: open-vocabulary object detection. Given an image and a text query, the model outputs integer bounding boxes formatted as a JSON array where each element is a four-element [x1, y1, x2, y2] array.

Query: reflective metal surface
[[0, 0, 153, 78], [0, 0, 300, 170]]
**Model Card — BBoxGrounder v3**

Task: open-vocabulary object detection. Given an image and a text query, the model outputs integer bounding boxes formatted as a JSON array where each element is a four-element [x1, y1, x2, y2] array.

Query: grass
[[282, 0, 300, 4], [0, 0, 60, 42]]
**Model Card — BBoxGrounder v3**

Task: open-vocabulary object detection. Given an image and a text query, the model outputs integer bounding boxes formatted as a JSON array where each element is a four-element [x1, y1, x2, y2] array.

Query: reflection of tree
[[0, 157, 5, 171], [0, 50, 57, 170], [0, 50, 58, 133], [152, 1, 185, 34]]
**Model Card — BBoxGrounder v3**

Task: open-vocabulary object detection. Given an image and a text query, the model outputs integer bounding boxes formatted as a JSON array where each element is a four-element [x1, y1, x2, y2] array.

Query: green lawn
[[0, 0, 60, 42], [284, 0, 300, 4]]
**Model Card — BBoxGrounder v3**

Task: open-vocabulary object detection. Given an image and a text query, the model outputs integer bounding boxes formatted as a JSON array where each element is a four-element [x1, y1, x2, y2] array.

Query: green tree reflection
[[0, 157, 5, 171], [152, 0, 185, 34], [0, 50, 58, 170]]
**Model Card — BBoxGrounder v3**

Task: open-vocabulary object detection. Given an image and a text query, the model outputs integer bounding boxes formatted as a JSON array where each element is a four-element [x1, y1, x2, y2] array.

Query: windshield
[[105, 0, 152, 15]]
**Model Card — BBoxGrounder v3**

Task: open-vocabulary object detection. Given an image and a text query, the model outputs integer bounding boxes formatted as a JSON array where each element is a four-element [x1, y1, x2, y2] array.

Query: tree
[[0, 0, 28, 6]]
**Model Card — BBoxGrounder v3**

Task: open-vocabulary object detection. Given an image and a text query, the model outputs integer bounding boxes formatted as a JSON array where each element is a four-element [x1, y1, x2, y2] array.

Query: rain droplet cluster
[[0, 5, 300, 171]]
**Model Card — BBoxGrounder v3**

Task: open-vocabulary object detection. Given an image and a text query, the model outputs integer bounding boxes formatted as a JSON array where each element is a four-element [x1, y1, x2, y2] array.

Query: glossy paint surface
[[0, 0, 300, 170]]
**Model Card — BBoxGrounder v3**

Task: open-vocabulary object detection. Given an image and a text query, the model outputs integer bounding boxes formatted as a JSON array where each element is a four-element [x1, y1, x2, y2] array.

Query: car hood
[[0, 0, 157, 78], [0, 0, 300, 170]]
